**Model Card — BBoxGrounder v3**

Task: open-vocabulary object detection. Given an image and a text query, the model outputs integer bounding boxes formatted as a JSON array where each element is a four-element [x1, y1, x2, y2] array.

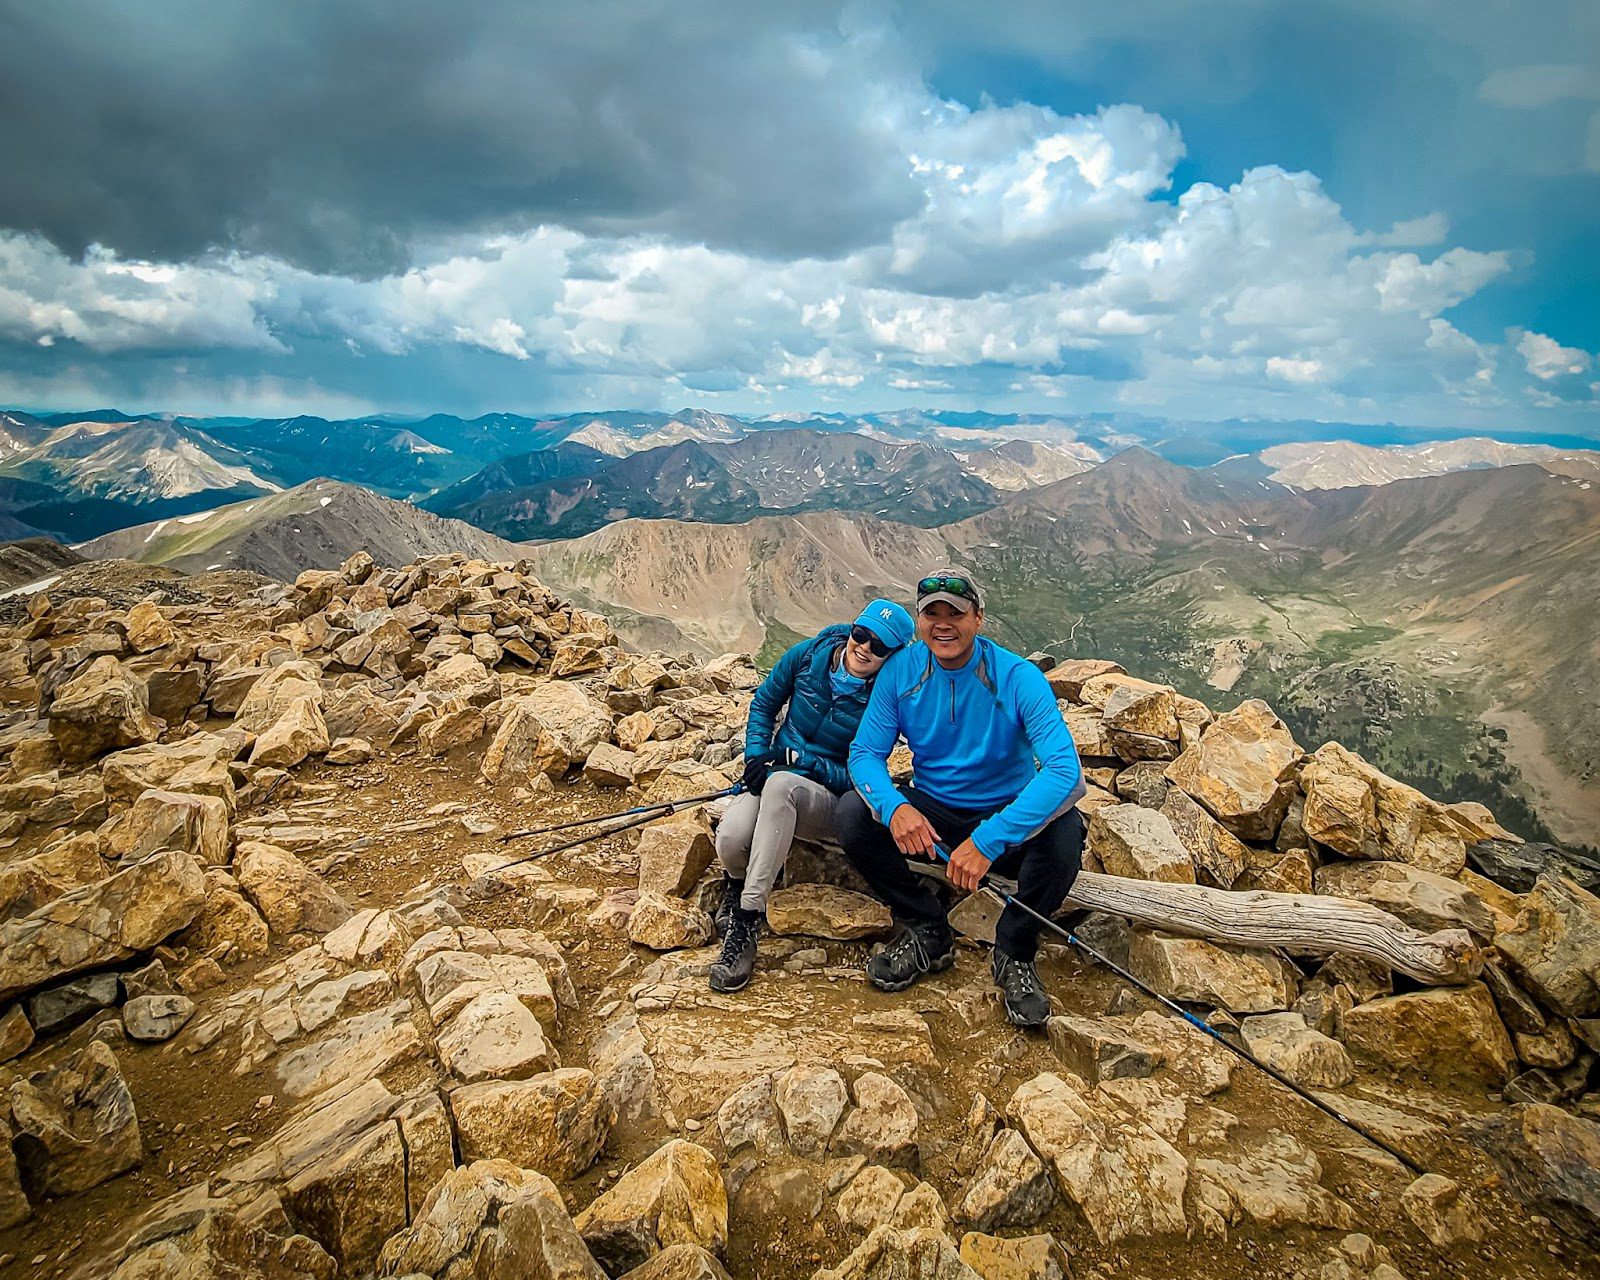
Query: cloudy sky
[[1, 1, 1596, 433]]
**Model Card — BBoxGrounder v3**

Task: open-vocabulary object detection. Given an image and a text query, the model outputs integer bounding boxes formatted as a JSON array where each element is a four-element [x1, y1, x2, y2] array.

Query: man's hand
[[946, 837, 993, 893], [889, 806, 941, 859]]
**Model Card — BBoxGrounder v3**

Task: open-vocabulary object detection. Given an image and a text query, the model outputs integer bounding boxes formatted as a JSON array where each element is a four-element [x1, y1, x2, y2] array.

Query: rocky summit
[[0, 550, 1595, 1280]]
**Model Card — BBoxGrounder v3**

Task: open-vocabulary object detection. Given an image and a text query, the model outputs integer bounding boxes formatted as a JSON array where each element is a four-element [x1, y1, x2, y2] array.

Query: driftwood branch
[[1064, 871, 1482, 985], [896, 858, 1482, 986]]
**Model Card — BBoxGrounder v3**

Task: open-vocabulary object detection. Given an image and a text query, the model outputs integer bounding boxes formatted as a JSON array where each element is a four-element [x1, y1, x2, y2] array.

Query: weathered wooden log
[[1060, 870, 1482, 986], [908, 860, 1481, 985]]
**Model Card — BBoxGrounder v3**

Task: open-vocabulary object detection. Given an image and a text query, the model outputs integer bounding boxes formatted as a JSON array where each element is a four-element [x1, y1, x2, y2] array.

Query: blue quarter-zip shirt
[[849, 637, 1085, 859]]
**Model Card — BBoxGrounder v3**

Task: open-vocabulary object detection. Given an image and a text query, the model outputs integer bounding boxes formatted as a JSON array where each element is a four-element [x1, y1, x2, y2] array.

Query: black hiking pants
[[835, 785, 1085, 962]]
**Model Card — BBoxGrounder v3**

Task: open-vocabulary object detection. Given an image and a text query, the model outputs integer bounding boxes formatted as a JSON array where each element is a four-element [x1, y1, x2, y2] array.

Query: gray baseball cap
[[915, 567, 983, 614]]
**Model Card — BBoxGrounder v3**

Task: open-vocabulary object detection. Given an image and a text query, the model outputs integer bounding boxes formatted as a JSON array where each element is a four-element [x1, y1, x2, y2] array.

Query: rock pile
[[0, 553, 1594, 1279]]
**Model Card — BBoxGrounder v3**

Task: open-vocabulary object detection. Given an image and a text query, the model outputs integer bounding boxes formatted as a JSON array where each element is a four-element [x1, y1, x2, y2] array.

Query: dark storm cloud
[[0, 1, 924, 275]]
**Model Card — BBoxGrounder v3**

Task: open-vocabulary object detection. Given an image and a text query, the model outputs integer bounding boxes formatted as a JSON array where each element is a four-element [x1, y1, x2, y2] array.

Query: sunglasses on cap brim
[[848, 625, 898, 658], [917, 575, 980, 603]]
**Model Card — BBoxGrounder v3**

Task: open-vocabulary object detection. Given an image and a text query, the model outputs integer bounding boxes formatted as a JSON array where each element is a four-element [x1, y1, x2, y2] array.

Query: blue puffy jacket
[[744, 624, 874, 794]]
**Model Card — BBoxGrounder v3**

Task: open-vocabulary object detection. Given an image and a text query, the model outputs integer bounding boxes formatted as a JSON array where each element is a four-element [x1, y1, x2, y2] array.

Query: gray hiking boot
[[866, 919, 956, 992], [709, 907, 761, 993], [991, 949, 1050, 1028], [714, 876, 744, 937]]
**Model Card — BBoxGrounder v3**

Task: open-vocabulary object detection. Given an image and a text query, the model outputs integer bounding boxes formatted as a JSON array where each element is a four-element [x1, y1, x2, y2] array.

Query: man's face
[[918, 600, 982, 663]]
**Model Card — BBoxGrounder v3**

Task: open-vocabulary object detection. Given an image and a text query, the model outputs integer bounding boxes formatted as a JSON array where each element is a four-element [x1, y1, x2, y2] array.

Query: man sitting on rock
[[838, 569, 1086, 1028], [710, 598, 916, 993]]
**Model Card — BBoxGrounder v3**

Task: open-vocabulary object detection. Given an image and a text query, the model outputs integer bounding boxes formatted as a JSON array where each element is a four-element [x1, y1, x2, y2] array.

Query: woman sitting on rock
[[710, 598, 916, 993]]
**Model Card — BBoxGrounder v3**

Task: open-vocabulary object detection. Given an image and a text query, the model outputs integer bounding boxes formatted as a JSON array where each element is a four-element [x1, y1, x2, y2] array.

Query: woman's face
[[844, 630, 891, 678]]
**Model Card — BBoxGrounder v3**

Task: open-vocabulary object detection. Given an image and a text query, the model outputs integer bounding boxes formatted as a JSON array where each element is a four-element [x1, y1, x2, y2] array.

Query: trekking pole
[[930, 845, 1425, 1177], [498, 787, 737, 844], [476, 785, 739, 882]]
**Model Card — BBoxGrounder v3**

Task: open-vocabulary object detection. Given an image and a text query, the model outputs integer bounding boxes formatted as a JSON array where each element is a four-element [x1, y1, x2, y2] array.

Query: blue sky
[[0, 1, 1596, 436]]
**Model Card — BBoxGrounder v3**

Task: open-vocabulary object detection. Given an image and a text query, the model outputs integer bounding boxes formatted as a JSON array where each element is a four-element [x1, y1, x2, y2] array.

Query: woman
[[710, 598, 915, 992]]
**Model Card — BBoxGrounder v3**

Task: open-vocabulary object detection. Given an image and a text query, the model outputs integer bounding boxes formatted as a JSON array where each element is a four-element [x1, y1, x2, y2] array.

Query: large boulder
[[235, 660, 325, 734], [1339, 983, 1515, 1086], [636, 815, 717, 898], [1163, 699, 1300, 841], [813, 1226, 978, 1280], [766, 885, 893, 941], [249, 695, 331, 769], [8, 1040, 141, 1197], [527, 681, 613, 776], [1239, 1012, 1353, 1088], [1126, 931, 1297, 1013], [48, 656, 164, 763], [234, 842, 353, 936], [101, 788, 230, 867], [450, 1069, 612, 1181], [109, 1208, 337, 1280], [376, 1159, 606, 1279], [1495, 874, 1600, 1018], [774, 1064, 848, 1159], [0, 850, 205, 1001], [1313, 861, 1496, 941], [1159, 787, 1248, 888], [1464, 1104, 1600, 1246], [1006, 1071, 1187, 1244], [421, 653, 501, 706], [101, 733, 238, 810], [952, 1128, 1055, 1231], [573, 1139, 728, 1275], [627, 894, 712, 951], [1300, 742, 1477, 876], [1089, 805, 1195, 884], [480, 695, 545, 783], [833, 1071, 919, 1168]]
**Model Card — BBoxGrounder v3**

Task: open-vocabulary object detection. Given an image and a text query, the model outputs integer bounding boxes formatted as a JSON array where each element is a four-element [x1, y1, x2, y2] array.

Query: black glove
[[742, 750, 779, 795]]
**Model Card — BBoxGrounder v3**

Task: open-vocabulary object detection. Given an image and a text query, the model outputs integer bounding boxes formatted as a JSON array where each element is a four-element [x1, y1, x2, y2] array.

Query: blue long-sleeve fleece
[[849, 637, 1085, 860]]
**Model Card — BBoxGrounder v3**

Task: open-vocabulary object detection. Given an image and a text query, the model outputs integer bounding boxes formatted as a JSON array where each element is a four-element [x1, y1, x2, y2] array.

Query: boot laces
[[999, 954, 1042, 996], [717, 914, 757, 964]]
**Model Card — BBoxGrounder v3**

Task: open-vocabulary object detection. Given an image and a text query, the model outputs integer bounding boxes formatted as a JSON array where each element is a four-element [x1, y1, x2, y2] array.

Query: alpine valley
[[4, 406, 1599, 848]]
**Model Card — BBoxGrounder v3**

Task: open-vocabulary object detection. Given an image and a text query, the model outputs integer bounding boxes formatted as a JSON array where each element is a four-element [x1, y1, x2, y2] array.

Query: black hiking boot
[[866, 919, 956, 992], [714, 876, 744, 938], [709, 907, 761, 993], [992, 949, 1050, 1028]]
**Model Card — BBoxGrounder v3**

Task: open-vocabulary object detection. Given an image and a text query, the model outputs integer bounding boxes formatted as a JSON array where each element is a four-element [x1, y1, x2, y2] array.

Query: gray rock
[[28, 973, 121, 1036], [953, 1127, 1054, 1231], [1465, 1103, 1600, 1246], [122, 993, 196, 1043], [1467, 839, 1600, 895]]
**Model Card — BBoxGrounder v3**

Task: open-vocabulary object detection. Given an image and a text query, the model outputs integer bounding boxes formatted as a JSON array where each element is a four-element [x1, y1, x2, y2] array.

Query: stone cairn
[[0, 550, 1593, 1279]]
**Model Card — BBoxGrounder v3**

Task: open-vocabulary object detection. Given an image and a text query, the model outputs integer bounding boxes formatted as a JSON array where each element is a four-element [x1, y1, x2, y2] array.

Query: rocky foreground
[[0, 552, 1596, 1280]]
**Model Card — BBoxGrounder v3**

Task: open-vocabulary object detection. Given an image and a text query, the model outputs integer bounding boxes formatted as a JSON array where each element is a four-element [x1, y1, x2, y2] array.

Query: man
[[838, 569, 1086, 1027], [710, 597, 915, 992]]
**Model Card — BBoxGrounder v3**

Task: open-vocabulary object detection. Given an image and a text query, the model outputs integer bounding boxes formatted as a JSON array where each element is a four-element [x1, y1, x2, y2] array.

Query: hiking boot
[[714, 876, 745, 937], [867, 919, 956, 992], [709, 907, 761, 993], [992, 949, 1050, 1028]]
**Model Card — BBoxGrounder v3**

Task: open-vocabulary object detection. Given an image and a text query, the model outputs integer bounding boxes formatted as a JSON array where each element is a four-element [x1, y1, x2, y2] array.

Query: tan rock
[[436, 991, 559, 1083], [422, 653, 501, 706], [1239, 1012, 1354, 1088], [0, 1003, 35, 1064], [815, 1226, 977, 1280], [1301, 764, 1378, 858], [952, 1128, 1055, 1232], [957, 1232, 1069, 1280], [1314, 860, 1495, 940], [417, 705, 487, 756], [627, 893, 712, 951], [236, 660, 324, 734], [637, 814, 716, 898], [1339, 983, 1515, 1085], [1496, 873, 1600, 1018], [616, 710, 657, 753], [325, 736, 373, 765], [8, 1040, 141, 1196], [1300, 742, 1475, 876], [0, 850, 205, 1001], [1400, 1173, 1484, 1247], [180, 872, 271, 960], [123, 601, 177, 652], [101, 732, 238, 810], [1047, 660, 1126, 702], [235, 841, 352, 936], [767, 884, 893, 941], [1190, 1133, 1353, 1237], [0, 833, 107, 920], [775, 1063, 849, 1159], [1164, 699, 1301, 841], [574, 1139, 728, 1275], [108, 1206, 336, 1279], [102, 787, 230, 866], [834, 1071, 919, 1167], [1159, 786, 1248, 888], [1089, 804, 1195, 884], [480, 695, 545, 783], [1127, 930, 1297, 1013], [1062, 705, 1115, 759], [451, 1069, 612, 1181], [49, 656, 164, 763], [586, 742, 638, 788], [249, 695, 331, 768], [1006, 1070, 1187, 1244], [377, 1159, 606, 1279]]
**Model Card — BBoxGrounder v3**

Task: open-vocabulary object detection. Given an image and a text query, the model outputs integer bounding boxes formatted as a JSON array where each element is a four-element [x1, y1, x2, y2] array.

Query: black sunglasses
[[917, 574, 979, 602], [849, 624, 896, 658]]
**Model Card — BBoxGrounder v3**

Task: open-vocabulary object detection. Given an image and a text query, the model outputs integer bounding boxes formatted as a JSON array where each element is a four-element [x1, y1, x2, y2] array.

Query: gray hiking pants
[[714, 772, 839, 912]]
